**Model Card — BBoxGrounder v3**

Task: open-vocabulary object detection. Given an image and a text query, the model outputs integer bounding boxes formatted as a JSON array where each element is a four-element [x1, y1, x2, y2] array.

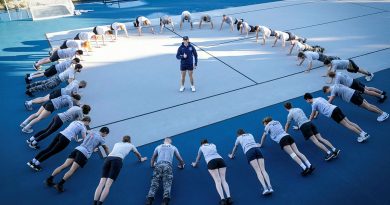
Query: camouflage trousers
[[147, 161, 173, 199], [28, 75, 62, 93]]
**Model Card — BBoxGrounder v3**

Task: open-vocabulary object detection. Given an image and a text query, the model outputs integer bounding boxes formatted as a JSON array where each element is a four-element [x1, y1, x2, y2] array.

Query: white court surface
[[46, 0, 390, 147]]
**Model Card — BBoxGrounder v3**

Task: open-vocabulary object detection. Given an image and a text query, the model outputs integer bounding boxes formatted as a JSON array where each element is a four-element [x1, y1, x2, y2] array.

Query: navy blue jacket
[[176, 42, 198, 68]]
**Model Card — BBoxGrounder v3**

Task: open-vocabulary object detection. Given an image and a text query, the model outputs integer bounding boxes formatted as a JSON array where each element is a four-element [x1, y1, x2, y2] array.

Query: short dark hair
[[297, 52, 305, 59], [100, 127, 110, 134], [73, 57, 80, 63], [79, 80, 87, 88], [304, 93, 313, 100], [237, 129, 245, 136], [76, 50, 83, 55], [203, 16, 207, 21], [75, 64, 83, 70], [284, 102, 292, 109], [262, 116, 272, 124], [82, 104, 91, 114], [122, 135, 131, 143], [82, 116, 91, 122], [200, 139, 208, 145], [328, 71, 336, 78], [72, 93, 81, 101], [322, 86, 330, 93], [323, 59, 331, 65]]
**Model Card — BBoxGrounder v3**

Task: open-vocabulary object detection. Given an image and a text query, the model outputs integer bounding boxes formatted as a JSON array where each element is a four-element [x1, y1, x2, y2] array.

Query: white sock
[[327, 151, 331, 154], [360, 131, 366, 136], [28, 76, 33, 80], [29, 136, 35, 141], [32, 158, 37, 163], [304, 161, 311, 167], [299, 163, 306, 170], [332, 147, 336, 152], [35, 160, 40, 165], [28, 100, 32, 105], [32, 140, 37, 145], [381, 95, 384, 99]]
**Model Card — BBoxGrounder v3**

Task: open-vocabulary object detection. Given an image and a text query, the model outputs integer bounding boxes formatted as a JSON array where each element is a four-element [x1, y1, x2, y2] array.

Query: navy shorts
[[300, 122, 319, 140], [74, 33, 80, 40], [350, 91, 364, 106], [279, 135, 295, 149], [102, 156, 123, 181], [347, 60, 360, 73], [331, 107, 346, 123], [43, 101, 55, 113], [60, 40, 68, 49], [245, 147, 263, 163], [44, 65, 58, 77], [49, 51, 60, 62], [180, 66, 193, 71], [49, 89, 62, 99], [69, 149, 88, 168], [207, 158, 226, 170], [350, 79, 365, 93]]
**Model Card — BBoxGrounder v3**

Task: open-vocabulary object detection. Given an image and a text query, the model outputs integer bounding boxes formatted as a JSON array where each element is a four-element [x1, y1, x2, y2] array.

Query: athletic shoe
[[44, 178, 55, 187], [333, 149, 341, 158], [325, 153, 334, 161], [25, 90, 34, 97], [226, 197, 234, 205], [145, 197, 154, 205], [24, 101, 33, 111], [301, 168, 310, 176], [27, 161, 41, 171], [302, 38, 307, 43], [25, 74, 31, 84], [357, 133, 370, 143], [26, 139, 31, 144], [219, 199, 227, 205], [54, 184, 64, 193], [378, 95, 387, 103], [377, 112, 389, 122], [262, 189, 271, 195], [33, 62, 40, 71], [191, 85, 196, 92], [161, 197, 170, 205], [365, 73, 374, 82], [22, 127, 34, 134], [29, 142, 40, 150], [268, 188, 274, 194], [179, 86, 185, 92], [308, 165, 315, 174], [20, 122, 27, 128]]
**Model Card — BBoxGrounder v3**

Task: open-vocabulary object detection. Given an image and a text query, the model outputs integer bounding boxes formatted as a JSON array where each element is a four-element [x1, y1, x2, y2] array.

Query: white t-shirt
[[287, 108, 310, 128], [66, 40, 83, 49], [96, 26, 110, 35], [259, 26, 271, 37], [57, 48, 77, 59], [78, 32, 94, 41], [61, 80, 79, 96], [334, 72, 353, 87], [198, 143, 222, 164], [303, 51, 319, 63], [234, 133, 258, 154], [58, 67, 76, 82], [312, 97, 337, 118], [51, 95, 73, 110], [295, 42, 306, 51], [55, 59, 72, 73], [275, 31, 289, 40], [108, 142, 137, 160], [264, 120, 289, 143], [241, 22, 250, 31], [331, 84, 355, 102], [60, 121, 87, 140], [111, 22, 123, 30], [181, 11, 192, 21]]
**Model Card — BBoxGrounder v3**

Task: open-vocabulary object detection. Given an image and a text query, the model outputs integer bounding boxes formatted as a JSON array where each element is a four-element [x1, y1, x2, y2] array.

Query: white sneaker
[[365, 73, 374, 81], [22, 127, 33, 134], [191, 85, 196, 92], [377, 112, 389, 122], [357, 133, 370, 143], [20, 123, 27, 128], [179, 86, 185, 92], [262, 189, 270, 195], [268, 188, 274, 194]]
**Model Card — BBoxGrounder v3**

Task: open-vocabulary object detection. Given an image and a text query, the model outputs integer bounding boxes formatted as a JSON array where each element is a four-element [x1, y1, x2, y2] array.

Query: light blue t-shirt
[[154, 144, 180, 164], [75, 131, 105, 158]]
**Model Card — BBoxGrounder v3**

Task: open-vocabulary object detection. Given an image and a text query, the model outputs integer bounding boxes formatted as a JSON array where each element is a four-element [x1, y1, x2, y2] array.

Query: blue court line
[[91, 47, 390, 129]]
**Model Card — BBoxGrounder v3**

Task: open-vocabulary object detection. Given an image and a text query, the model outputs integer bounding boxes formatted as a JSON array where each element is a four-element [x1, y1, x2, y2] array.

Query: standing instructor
[[176, 36, 198, 92]]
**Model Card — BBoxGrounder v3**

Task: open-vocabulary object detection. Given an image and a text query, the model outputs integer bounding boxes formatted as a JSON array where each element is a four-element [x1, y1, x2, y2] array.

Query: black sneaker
[[308, 165, 315, 174], [333, 149, 341, 158], [29, 142, 40, 150], [54, 183, 64, 193], [383, 91, 387, 96], [302, 38, 307, 43], [33, 62, 39, 71], [25, 74, 31, 84], [379, 95, 387, 103], [25, 90, 34, 97], [145, 197, 154, 205], [26, 84, 31, 89], [44, 178, 55, 187], [301, 168, 310, 176], [219, 199, 227, 205], [226, 197, 233, 205], [27, 161, 41, 171], [161, 197, 170, 205], [325, 153, 335, 161]]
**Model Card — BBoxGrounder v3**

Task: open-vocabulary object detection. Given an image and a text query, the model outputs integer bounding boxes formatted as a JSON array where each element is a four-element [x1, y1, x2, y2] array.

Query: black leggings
[[35, 115, 64, 142], [35, 133, 70, 163]]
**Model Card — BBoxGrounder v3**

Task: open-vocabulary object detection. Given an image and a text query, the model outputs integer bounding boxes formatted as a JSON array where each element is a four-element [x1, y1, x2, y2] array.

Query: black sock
[[48, 176, 54, 181], [93, 201, 98, 205], [97, 201, 103, 205], [59, 179, 66, 185]]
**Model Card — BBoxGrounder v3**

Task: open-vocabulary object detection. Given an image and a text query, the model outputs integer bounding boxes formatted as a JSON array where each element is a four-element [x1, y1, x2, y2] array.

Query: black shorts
[[249, 25, 256, 32], [49, 50, 60, 62], [350, 91, 364, 106], [74, 33, 80, 40], [350, 79, 365, 93], [102, 156, 123, 181], [207, 158, 226, 170], [331, 107, 346, 123], [60, 40, 68, 49], [279, 135, 295, 149], [134, 16, 140, 27], [44, 65, 58, 77], [93, 27, 98, 35], [180, 66, 193, 71], [68, 149, 88, 168], [43, 101, 55, 113], [300, 122, 319, 140], [347, 60, 360, 73], [49, 89, 62, 99], [270, 29, 276, 37], [285, 31, 296, 41], [245, 147, 263, 163]]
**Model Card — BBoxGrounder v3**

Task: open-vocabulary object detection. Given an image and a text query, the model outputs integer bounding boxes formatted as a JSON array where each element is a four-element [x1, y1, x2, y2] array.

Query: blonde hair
[[82, 41, 92, 51]]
